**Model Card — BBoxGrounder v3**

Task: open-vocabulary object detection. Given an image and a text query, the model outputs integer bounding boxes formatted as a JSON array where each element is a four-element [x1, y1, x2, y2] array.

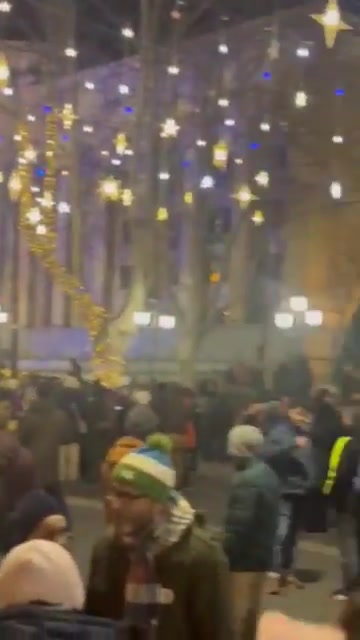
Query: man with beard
[[86, 434, 229, 640]]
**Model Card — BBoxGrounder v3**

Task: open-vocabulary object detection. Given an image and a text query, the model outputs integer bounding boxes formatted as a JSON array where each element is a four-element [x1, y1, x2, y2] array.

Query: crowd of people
[[0, 361, 359, 638]]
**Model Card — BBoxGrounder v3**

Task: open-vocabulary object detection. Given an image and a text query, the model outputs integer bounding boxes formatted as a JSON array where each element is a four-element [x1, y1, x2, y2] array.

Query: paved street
[[68, 462, 344, 625]]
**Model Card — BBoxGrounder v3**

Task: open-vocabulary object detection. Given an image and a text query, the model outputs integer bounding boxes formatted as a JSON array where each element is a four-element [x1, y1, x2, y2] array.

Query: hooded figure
[[86, 433, 230, 640]]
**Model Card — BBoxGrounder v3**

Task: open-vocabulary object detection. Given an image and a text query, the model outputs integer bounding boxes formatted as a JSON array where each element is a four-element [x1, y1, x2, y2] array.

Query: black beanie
[[3, 490, 63, 552]]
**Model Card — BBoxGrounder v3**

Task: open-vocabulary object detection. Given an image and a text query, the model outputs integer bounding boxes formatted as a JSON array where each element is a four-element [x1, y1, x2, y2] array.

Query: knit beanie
[[3, 490, 64, 552], [227, 424, 264, 457], [105, 436, 143, 469], [112, 433, 175, 503], [0, 539, 85, 610]]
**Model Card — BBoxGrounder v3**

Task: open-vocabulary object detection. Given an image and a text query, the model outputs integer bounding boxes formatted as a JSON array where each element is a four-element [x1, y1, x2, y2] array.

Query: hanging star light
[[98, 177, 121, 202], [233, 185, 259, 209], [251, 210, 265, 226], [160, 118, 180, 138], [23, 145, 37, 163], [0, 53, 10, 89], [121, 189, 134, 206], [8, 169, 22, 201], [311, 0, 352, 48], [59, 103, 78, 130], [184, 191, 193, 205], [255, 171, 270, 187], [213, 140, 228, 170], [41, 190, 54, 210], [114, 133, 127, 155], [156, 207, 169, 221], [26, 207, 42, 225]]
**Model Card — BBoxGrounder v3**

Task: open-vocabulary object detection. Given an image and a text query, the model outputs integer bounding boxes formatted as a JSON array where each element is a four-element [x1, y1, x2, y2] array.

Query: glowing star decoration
[[252, 210, 265, 226], [59, 103, 77, 130], [26, 207, 42, 225], [8, 169, 22, 201], [213, 140, 228, 170], [311, 0, 352, 48], [255, 171, 270, 187], [200, 175, 215, 189], [233, 185, 259, 209], [121, 189, 134, 206], [57, 201, 71, 214], [0, 53, 10, 89], [156, 207, 169, 222], [114, 133, 127, 155], [98, 177, 121, 202], [294, 91, 308, 108], [160, 118, 180, 138], [184, 191, 193, 205], [41, 191, 54, 210], [332, 134, 344, 143], [0, 3, 12, 12]]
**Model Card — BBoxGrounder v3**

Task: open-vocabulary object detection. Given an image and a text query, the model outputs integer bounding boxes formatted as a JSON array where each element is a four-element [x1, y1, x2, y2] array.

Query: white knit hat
[[0, 539, 85, 610], [227, 424, 264, 457]]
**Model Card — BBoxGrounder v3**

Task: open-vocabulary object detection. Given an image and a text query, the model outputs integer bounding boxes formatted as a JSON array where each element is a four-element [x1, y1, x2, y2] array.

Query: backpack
[[0, 605, 129, 639]]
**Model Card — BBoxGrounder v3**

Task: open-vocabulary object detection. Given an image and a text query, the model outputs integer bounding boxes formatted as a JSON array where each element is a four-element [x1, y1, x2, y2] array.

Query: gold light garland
[[13, 122, 123, 387]]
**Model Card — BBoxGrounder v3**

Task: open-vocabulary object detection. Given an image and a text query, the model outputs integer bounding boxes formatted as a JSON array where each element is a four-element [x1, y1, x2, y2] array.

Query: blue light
[[34, 167, 46, 178], [182, 160, 191, 168], [62, 134, 69, 142], [263, 71, 271, 80], [335, 88, 345, 96], [42, 105, 52, 113], [124, 106, 134, 114], [249, 142, 260, 150]]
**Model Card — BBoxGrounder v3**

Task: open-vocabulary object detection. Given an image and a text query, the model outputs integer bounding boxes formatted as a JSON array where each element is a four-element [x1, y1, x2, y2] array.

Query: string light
[[213, 140, 228, 170], [98, 177, 121, 201], [332, 134, 344, 144], [156, 207, 169, 221], [260, 121, 271, 132], [36, 224, 47, 235], [23, 145, 37, 163], [26, 114, 36, 122], [8, 169, 22, 201], [59, 104, 77, 130], [255, 171, 270, 187], [114, 133, 127, 155], [0, 2, 12, 12], [111, 158, 122, 166], [233, 185, 259, 209], [234, 158, 243, 165], [26, 207, 42, 224], [224, 118, 235, 127], [218, 98, 229, 107], [330, 180, 342, 199], [311, 0, 352, 48], [2, 87, 12, 95], [184, 191, 193, 204], [64, 47, 78, 58], [196, 139, 207, 147], [218, 43, 229, 54], [118, 84, 130, 95], [200, 175, 215, 189], [167, 65, 180, 75], [294, 91, 308, 108], [158, 171, 170, 181], [84, 81, 95, 90], [160, 118, 180, 138], [296, 46, 310, 58], [0, 53, 10, 89], [82, 125, 93, 133], [121, 26, 135, 38]]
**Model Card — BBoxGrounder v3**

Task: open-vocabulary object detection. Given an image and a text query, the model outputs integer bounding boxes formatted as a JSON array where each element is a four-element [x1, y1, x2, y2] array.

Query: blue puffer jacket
[[263, 421, 314, 496]]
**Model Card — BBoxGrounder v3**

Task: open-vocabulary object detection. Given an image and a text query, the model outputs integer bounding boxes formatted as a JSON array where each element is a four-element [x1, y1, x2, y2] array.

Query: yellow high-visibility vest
[[322, 436, 352, 496]]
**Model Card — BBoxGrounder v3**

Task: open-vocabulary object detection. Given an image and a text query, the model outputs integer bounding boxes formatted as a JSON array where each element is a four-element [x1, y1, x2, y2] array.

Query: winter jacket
[[86, 527, 230, 640], [263, 421, 314, 495], [0, 431, 35, 516], [20, 400, 68, 486], [223, 458, 280, 572]]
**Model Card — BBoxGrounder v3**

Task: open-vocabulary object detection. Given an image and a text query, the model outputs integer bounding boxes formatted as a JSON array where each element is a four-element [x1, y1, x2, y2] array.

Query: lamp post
[[133, 311, 176, 377]]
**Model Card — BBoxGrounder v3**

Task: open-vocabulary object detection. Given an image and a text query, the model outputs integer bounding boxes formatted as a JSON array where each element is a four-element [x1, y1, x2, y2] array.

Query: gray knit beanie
[[227, 425, 264, 457]]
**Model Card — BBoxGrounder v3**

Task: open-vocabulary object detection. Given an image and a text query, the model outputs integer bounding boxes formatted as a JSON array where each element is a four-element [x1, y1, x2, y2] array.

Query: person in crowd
[[20, 379, 69, 520], [124, 388, 159, 439], [86, 433, 230, 640], [101, 436, 143, 524], [224, 424, 280, 640], [263, 401, 314, 594], [2, 489, 69, 553], [0, 539, 84, 610], [0, 390, 35, 548]]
